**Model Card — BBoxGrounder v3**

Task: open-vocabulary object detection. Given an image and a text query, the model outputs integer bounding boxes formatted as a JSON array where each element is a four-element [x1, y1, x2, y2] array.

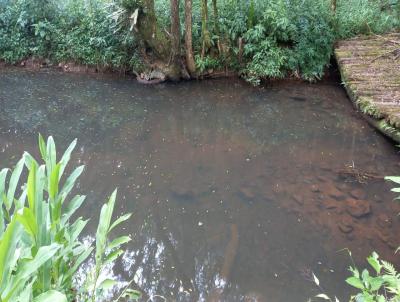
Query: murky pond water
[[0, 68, 399, 301]]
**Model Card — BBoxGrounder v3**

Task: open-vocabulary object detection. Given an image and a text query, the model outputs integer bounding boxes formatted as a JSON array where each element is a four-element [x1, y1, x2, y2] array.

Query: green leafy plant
[[385, 176, 400, 201], [0, 135, 138, 301], [314, 252, 400, 302]]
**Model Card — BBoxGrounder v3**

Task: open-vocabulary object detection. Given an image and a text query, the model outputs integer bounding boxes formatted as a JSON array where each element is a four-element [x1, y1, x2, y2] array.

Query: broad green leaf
[[16, 188, 27, 210], [108, 236, 131, 250], [49, 163, 60, 200], [0, 218, 18, 287], [58, 139, 77, 179], [16, 208, 38, 240], [96, 203, 109, 261], [6, 158, 24, 210], [18, 244, 60, 279], [0, 169, 8, 235], [346, 276, 364, 290], [33, 290, 67, 302], [46, 136, 57, 175], [367, 253, 381, 274], [361, 269, 369, 283], [98, 278, 117, 290], [69, 218, 88, 243], [16, 278, 34, 302], [59, 166, 84, 199], [61, 246, 93, 285], [123, 289, 141, 300], [369, 277, 384, 291], [61, 195, 86, 226], [27, 164, 37, 210], [0, 168, 9, 204], [385, 176, 400, 184], [95, 189, 118, 263], [104, 249, 123, 265], [376, 295, 386, 302], [109, 213, 132, 232], [38, 134, 47, 160], [34, 166, 46, 246], [23, 152, 38, 171]]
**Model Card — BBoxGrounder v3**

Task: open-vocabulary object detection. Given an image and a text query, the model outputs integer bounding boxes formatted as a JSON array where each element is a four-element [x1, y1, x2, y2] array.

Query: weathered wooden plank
[[335, 33, 400, 142]]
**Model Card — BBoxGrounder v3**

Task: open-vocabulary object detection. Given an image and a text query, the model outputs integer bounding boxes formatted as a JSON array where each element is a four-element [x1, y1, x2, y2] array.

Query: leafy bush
[[239, 0, 335, 83], [0, 0, 139, 70], [346, 252, 400, 302], [336, 0, 400, 39], [0, 135, 138, 301], [0, 0, 398, 81]]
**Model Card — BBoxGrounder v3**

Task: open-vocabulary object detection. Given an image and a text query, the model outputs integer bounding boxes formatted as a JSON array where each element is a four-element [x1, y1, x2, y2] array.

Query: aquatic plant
[[0, 135, 139, 301]]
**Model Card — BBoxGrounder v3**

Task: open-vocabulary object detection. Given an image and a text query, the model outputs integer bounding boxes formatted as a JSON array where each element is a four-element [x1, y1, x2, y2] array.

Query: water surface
[[0, 69, 399, 301]]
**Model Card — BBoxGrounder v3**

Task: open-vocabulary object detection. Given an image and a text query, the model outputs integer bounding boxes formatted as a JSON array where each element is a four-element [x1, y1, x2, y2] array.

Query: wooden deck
[[335, 33, 400, 143]]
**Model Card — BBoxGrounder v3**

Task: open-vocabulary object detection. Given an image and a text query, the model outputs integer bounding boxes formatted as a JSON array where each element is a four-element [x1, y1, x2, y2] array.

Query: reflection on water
[[0, 68, 399, 301]]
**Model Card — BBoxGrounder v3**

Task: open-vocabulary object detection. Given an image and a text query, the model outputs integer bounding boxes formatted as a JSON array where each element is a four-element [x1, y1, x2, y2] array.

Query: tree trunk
[[212, 0, 219, 35], [137, 0, 170, 59], [135, 0, 183, 81], [184, 0, 196, 75], [169, 0, 182, 80], [201, 0, 211, 57]]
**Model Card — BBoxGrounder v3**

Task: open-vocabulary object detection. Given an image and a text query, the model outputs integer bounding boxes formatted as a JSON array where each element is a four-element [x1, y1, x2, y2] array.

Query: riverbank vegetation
[[0, 0, 398, 83], [0, 136, 139, 301]]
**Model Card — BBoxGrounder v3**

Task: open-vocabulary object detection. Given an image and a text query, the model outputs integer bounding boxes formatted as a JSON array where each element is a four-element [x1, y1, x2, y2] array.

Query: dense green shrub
[[0, 0, 139, 70], [53, 0, 138, 70], [0, 0, 398, 81], [336, 0, 400, 39], [241, 0, 335, 83]]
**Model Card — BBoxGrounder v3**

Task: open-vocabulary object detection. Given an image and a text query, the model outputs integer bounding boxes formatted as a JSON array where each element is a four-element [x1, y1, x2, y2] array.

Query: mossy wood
[[335, 33, 400, 143]]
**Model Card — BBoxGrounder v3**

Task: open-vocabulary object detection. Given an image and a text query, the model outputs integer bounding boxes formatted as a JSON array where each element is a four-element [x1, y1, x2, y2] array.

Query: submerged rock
[[338, 216, 354, 234], [310, 184, 320, 193], [378, 231, 398, 249], [323, 199, 339, 210], [292, 194, 304, 205], [324, 183, 346, 201], [172, 187, 196, 200], [377, 213, 392, 229], [345, 198, 371, 218], [238, 186, 256, 201], [349, 188, 366, 200]]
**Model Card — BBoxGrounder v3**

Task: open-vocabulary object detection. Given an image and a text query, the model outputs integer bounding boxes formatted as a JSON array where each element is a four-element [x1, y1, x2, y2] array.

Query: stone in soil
[[310, 184, 320, 192], [322, 182, 346, 201], [338, 216, 354, 234], [376, 213, 392, 229], [378, 231, 398, 249], [349, 188, 366, 200], [292, 194, 304, 205], [323, 199, 339, 210], [345, 198, 371, 218], [238, 186, 256, 200]]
